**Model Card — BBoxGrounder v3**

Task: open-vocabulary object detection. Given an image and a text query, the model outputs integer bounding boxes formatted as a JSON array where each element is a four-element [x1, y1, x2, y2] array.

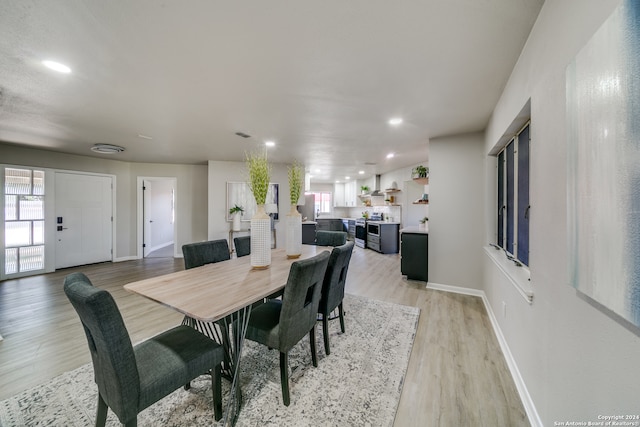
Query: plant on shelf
[[419, 217, 429, 224], [412, 165, 429, 179], [229, 204, 244, 215], [360, 185, 370, 194]]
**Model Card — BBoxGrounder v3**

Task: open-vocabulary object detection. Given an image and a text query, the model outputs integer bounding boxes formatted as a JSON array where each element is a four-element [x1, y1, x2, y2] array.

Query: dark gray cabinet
[[401, 231, 428, 282], [302, 223, 317, 244], [316, 218, 345, 232]]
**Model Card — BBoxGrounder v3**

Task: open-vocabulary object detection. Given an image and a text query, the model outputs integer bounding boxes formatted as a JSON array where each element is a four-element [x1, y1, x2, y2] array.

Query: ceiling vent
[[91, 144, 125, 154]]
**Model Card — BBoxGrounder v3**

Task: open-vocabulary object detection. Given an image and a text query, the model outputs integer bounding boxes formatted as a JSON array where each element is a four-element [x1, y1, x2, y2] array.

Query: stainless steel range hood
[[370, 174, 384, 196]]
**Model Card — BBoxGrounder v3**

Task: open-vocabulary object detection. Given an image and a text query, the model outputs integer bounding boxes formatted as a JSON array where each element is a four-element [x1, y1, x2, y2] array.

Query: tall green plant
[[245, 150, 271, 205], [288, 161, 303, 206]]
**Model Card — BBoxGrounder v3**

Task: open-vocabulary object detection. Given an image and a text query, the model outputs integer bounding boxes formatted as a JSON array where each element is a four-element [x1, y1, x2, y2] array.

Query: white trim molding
[[426, 281, 543, 427]]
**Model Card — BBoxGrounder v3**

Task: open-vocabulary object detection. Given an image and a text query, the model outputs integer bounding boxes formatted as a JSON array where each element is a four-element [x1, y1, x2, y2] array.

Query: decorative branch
[[288, 161, 303, 205], [245, 150, 271, 205]]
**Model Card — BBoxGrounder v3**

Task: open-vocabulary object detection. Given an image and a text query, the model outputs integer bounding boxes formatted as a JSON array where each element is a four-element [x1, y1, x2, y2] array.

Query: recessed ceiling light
[[265, 140, 275, 147], [315, 169, 321, 173], [388, 117, 403, 126], [42, 60, 71, 74], [386, 153, 395, 159], [137, 134, 153, 140], [91, 144, 125, 154], [335, 180, 340, 183], [345, 176, 350, 180], [359, 170, 365, 174]]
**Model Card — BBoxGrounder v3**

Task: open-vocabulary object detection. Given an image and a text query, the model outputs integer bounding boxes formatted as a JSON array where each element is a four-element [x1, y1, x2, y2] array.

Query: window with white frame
[[308, 191, 332, 215], [497, 122, 530, 266]]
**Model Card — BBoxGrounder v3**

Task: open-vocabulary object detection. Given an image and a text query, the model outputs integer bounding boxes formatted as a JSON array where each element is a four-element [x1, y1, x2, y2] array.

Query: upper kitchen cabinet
[[334, 182, 345, 207], [345, 181, 357, 206], [334, 181, 358, 207]]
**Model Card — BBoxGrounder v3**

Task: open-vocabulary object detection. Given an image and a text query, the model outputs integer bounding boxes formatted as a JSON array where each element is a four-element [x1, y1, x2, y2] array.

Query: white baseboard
[[426, 282, 543, 427], [113, 256, 138, 262]]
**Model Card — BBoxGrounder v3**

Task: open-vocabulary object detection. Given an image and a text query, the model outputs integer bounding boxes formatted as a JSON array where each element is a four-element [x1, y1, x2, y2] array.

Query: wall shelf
[[413, 177, 429, 185]]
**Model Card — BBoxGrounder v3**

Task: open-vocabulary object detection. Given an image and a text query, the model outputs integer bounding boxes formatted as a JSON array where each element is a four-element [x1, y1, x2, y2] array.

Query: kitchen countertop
[[302, 221, 317, 224], [366, 220, 401, 225], [400, 226, 429, 234]]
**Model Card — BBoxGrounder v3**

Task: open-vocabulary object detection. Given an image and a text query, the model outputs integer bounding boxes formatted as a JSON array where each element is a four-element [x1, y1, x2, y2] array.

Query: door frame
[[136, 176, 178, 259]]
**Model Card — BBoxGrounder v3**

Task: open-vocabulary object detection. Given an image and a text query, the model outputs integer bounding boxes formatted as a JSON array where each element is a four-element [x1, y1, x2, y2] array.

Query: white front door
[[55, 172, 113, 269]]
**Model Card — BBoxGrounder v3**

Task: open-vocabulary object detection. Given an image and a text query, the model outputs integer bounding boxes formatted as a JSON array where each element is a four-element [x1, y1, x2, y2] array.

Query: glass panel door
[[4, 168, 46, 275]]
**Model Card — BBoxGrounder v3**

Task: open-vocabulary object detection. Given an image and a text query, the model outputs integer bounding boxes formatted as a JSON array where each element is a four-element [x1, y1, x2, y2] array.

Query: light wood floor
[[0, 246, 529, 426]]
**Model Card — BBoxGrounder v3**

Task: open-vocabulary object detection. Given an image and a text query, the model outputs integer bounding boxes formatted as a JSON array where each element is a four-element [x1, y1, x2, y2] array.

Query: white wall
[[430, 132, 485, 290], [483, 0, 640, 424], [0, 144, 208, 258], [207, 160, 290, 244]]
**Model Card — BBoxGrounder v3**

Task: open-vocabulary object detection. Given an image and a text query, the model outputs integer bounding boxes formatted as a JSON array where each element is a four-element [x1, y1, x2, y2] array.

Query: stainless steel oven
[[355, 218, 367, 248], [367, 221, 381, 252], [366, 222, 380, 237]]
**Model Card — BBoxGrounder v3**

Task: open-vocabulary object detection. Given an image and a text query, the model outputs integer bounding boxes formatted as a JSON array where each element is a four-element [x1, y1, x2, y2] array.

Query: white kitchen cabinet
[[344, 181, 357, 206], [334, 181, 358, 207], [334, 182, 345, 207]]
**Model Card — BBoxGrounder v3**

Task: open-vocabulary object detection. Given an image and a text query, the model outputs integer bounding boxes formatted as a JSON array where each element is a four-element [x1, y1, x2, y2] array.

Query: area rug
[[0, 294, 419, 427]]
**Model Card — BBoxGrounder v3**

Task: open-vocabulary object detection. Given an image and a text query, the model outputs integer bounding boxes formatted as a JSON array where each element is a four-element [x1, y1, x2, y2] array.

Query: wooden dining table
[[123, 244, 331, 425]]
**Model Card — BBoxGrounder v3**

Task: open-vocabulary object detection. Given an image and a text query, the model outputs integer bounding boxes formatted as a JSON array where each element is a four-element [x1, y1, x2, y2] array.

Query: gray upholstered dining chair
[[181, 239, 233, 372], [233, 235, 251, 257], [315, 230, 347, 246], [181, 239, 230, 269], [243, 251, 330, 406], [63, 272, 225, 426], [318, 241, 355, 355]]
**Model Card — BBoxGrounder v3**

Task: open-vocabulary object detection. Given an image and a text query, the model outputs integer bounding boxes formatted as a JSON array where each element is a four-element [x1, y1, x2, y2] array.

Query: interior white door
[[55, 173, 113, 268]]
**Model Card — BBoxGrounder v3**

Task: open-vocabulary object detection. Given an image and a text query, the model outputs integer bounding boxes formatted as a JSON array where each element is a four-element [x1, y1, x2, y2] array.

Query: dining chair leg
[[279, 352, 290, 406], [338, 303, 345, 333], [310, 326, 318, 367], [96, 393, 108, 427], [212, 365, 222, 421], [322, 314, 331, 356]]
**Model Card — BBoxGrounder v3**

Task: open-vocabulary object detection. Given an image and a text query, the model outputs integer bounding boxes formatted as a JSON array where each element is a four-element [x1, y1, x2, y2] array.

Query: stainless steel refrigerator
[[297, 194, 316, 221]]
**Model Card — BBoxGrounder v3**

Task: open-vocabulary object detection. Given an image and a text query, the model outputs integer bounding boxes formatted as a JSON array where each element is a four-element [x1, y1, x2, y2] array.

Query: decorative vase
[[250, 204, 271, 269], [232, 213, 241, 231], [285, 206, 302, 259]]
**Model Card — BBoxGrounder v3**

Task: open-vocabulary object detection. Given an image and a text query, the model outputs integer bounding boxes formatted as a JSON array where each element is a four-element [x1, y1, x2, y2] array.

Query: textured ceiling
[[0, 0, 544, 182]]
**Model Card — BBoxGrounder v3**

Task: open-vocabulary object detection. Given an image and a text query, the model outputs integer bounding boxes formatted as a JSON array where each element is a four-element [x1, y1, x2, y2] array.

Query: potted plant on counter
[[419, 216, 429, 231], [229, 204, 244, 231]]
